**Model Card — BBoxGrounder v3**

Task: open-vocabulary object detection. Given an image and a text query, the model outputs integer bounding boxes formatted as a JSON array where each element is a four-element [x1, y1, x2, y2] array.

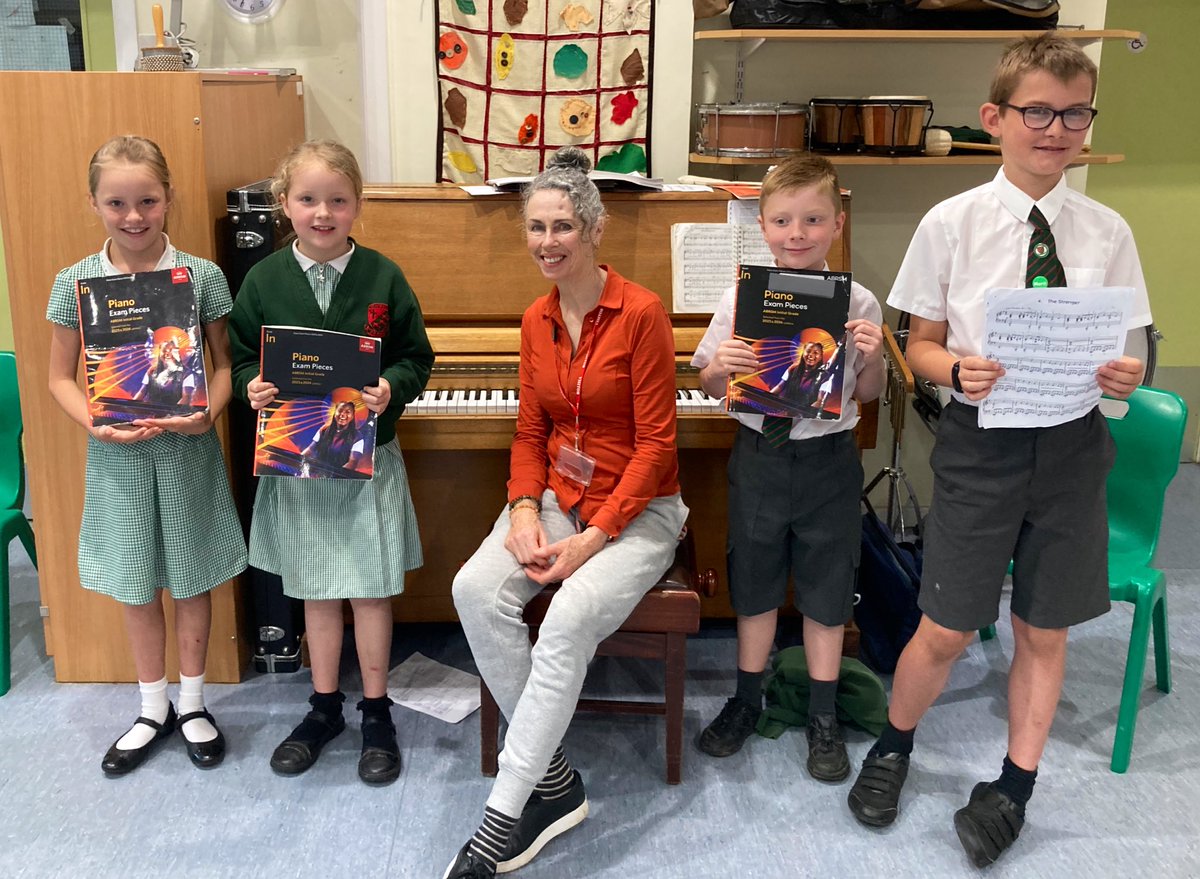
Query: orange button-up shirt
[[508, 267, 680, 538]]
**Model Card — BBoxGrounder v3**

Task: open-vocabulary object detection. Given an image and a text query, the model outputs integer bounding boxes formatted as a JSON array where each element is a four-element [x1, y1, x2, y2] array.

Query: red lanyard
[[554, 307, 605, 447]]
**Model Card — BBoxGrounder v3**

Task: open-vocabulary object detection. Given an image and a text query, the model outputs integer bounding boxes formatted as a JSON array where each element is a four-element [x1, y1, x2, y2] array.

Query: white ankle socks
[[178, 672, 217, 743], [115, 677, 169, 750]]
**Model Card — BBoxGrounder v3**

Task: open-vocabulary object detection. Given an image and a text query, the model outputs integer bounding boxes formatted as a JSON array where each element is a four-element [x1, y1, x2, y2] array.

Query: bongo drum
[[808, 98, 864, 153], [860, 97, 934, 155]]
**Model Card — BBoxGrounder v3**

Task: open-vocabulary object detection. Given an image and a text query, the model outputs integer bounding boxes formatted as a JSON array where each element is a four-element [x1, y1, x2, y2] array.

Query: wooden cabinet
[[0, 72, 305, 682]]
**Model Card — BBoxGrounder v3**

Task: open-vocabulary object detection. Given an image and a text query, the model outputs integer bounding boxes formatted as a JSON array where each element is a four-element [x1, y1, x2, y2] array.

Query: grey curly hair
[[522, 147, 607, 243]]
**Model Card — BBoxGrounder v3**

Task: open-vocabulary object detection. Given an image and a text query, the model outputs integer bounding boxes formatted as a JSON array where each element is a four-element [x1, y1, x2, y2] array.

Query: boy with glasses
[[847, 33, 1151, 867]]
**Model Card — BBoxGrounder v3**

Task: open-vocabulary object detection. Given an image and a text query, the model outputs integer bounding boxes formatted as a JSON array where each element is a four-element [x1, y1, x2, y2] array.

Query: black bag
[[729, 0, 1058, 29], [854, 497, 923, 674]]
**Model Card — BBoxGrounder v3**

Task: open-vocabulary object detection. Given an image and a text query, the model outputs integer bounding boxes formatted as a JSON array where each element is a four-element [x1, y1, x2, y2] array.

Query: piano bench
[[479, 527, 716, 785]]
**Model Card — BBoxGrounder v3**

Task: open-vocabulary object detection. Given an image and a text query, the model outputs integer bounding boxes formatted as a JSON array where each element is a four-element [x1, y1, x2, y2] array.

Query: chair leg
[[480, 680, 499, 777], [664, 632, 686, 785], [1, 545, 10, 697], [16, 518, 36, 569], [1111, 592, 1155, 774], [1151, 589, 1171, 694]]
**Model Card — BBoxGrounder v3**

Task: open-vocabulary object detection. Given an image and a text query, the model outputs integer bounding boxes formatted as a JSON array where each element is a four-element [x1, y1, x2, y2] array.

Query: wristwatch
[[950, 360, 964, 394]]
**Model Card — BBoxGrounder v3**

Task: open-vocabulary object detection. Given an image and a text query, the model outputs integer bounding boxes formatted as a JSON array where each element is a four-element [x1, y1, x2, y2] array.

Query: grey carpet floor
[[1, 466, 1198, 878]]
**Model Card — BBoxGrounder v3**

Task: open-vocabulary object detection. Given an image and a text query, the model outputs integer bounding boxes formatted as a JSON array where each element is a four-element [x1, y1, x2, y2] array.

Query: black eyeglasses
[[998, 102, 1099, 131]]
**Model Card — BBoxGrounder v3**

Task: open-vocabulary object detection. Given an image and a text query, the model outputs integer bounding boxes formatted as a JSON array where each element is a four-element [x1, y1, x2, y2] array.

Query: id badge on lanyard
[[553, 307, 603, 486]]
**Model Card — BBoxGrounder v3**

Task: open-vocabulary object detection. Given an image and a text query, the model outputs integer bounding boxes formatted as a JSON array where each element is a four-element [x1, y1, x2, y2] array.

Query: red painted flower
[[611, 91, 638, 125]]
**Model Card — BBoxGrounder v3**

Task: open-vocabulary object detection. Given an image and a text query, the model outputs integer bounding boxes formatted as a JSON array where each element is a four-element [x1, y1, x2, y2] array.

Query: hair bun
[[547, 146, 591, 174]]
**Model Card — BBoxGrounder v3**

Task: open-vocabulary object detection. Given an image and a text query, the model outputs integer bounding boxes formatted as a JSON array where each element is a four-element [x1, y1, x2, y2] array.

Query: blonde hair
[[270, 139, 364, 204], [87, 135, 173, 198], [759, 153, 841, 215], [989, 33, 1098, 105]]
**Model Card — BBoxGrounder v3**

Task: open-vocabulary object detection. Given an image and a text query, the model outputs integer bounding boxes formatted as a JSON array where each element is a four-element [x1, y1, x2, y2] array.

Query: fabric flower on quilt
[[606, 0, 650, 33], [503, 0, 528, 26], [560, 3, 595, 31], [438, 31, 467, 70], [560, 99, 595, 137], [495, 33, 516, 80], [610, 91, 638, 125], [518, 114, 539, 145]]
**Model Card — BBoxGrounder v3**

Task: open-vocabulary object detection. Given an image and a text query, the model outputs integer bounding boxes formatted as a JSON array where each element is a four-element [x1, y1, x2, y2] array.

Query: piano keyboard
[[405, 388, 724, 416]]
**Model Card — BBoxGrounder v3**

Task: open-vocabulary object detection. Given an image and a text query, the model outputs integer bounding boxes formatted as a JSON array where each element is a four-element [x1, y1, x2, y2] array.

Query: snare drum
[[808, 98, 864, 153], [696, 102, 808, 158], [860, 96, 934, 155]]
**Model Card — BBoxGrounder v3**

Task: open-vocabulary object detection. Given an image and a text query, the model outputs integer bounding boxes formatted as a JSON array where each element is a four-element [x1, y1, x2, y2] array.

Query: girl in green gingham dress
[[228, 141, 433, 786], [46, 136, 247, 777]]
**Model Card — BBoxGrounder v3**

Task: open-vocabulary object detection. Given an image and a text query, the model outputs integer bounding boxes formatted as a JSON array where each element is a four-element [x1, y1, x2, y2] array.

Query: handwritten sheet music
[[980, 286, 1134, 429], [670, 224, 775, 313]]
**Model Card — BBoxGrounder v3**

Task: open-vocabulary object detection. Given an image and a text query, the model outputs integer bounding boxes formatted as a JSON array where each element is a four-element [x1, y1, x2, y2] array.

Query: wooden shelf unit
[[689, 152, 1125, 166]]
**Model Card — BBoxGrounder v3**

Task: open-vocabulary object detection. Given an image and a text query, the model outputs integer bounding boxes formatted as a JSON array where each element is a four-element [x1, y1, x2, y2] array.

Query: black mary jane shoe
[[357, 711, 401, 786], [101, 703, 178, 777], [178, 708, 227, 769], [270, 707, 346, 776]]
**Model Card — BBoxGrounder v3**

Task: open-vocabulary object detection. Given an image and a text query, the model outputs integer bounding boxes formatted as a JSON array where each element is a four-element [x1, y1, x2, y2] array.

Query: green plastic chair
[[1, 351, 38, 697], [976, 388, 1187, 771], [1103, 386, 1187, 772]]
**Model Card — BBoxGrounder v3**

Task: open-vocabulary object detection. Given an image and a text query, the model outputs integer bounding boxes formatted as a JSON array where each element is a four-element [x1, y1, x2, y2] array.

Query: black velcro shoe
[[178, 708, 226, 769], [101, 703, 178, 777], [496, 769, 589, 873], [442, 843, 496, 879], [953, 781, 1026, 868], [696, 697, 761, 757], [270, 705, 345, 776], [805, 713, 850, 782], [847, 750, 910, 827], [357, 703, 401, 786]]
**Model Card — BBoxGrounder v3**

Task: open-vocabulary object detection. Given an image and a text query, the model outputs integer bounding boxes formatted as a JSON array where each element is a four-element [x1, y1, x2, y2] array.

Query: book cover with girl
[[255, 325, 381, 480], [728, 263, 852, 420], [76, 267, 209, 426]]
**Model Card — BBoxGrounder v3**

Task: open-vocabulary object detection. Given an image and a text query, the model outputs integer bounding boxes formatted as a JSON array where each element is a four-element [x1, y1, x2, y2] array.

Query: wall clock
[[223, 0, 286, 25]]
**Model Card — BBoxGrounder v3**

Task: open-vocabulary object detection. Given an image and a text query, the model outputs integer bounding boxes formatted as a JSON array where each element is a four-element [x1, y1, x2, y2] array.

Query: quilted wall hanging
[[436, 1, 654, 183]]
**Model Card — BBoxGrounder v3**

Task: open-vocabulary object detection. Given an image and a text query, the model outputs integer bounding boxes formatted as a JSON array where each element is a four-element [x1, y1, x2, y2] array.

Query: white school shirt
[[691, 272, 882, 442], [887, 168, 1152, 407]]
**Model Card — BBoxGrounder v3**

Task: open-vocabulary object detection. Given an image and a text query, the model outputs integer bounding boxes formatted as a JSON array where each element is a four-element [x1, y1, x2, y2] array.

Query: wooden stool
[[479, 528, 716, 784]]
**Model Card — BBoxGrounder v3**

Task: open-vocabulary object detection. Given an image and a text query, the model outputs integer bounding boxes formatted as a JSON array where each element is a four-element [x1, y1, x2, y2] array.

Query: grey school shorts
[[726, 425, 862, 623], [919, 401, 1115, 632]]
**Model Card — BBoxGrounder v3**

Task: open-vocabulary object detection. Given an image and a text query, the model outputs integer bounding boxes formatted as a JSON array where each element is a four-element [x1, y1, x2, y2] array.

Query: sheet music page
[[671, 223, 738, 313], [737, 224, 776, 269], [979, 286, 1134, 429], [727, 198, 760, 225]]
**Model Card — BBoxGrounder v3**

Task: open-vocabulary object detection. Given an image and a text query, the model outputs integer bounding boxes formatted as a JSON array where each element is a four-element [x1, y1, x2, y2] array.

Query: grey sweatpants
[[453, 490, 689, 817]]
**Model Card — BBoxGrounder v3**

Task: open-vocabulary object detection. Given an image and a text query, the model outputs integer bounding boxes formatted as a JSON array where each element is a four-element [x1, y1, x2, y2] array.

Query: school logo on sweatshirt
[[365, 303, 389, 338]]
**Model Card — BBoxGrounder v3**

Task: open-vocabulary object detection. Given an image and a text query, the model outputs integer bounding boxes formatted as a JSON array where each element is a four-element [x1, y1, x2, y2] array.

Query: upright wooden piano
[[353, 185, 869, 620]]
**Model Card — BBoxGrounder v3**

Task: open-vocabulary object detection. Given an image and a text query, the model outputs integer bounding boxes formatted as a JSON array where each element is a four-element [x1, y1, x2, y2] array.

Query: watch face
[[223, 0, 284, 24]]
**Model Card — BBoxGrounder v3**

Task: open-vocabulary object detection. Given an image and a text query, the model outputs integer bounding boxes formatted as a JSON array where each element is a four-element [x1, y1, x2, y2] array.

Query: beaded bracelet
[[508, 495, 542, 514]]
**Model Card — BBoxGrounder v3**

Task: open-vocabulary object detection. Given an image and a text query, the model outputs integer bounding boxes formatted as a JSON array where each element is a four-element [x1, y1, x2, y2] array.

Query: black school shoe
[[847, 750, 910, 827], [357, 701, 401, 786], [496, 770, 589, 873], [442, 843, 496, 879], [269, 703, 346, 776], [101, 703, 178, 777], [953, 781, 1026, 868], [178, 708, 226, 769], [696, 696, 761, 757], [805, 713, 850, 782]]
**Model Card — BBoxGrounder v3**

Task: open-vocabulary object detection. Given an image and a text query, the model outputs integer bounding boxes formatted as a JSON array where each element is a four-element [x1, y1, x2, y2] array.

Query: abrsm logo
[[170, 267, 190, 284], [359, 338, 378, 353]]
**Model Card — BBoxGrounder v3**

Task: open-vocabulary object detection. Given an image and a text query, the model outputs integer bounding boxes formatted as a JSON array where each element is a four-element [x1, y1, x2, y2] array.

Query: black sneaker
[[696, 697, 761, 757], [496, 770, 589, 873], [442, 843, 495, 879], [805, 713, 850, 782], [953, 781, 1026, 868], [847, 750, 910, 827]]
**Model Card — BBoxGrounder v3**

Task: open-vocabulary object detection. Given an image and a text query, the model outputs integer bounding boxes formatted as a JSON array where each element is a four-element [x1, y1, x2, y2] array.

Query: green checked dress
[[46, 245, 248, 605], [228, 244, 434, 600]]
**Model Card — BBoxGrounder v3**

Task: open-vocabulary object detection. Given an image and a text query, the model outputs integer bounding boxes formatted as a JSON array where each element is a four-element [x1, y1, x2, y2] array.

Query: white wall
[[131, 0, 364, 160]]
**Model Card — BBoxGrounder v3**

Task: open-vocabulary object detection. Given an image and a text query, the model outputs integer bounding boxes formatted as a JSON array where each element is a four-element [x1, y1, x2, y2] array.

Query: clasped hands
[[504, 507, 607, 585]]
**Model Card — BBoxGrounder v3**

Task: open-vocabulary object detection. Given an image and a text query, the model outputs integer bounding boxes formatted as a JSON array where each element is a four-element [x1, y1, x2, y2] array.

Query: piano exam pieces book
[[255, 326, 382, 480], [76, 267, 209, 427], [728, 264, 852, 421]]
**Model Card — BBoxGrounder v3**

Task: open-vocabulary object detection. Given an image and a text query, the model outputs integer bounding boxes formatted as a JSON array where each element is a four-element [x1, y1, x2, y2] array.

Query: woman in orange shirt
[[444, 148, 689, 879]]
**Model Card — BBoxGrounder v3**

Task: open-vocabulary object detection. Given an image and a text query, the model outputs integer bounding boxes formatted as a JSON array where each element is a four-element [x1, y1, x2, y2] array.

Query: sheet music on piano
[[670, 223, 775, 314], [979, 286, 1134, 429]]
